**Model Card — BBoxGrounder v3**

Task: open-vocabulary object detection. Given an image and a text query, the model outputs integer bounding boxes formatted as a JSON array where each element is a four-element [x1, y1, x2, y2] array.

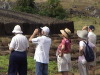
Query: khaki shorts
[[57, 54, 72, 72]]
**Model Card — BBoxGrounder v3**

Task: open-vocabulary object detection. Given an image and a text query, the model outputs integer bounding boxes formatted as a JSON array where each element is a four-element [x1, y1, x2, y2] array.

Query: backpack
[[83, 41, 94, 62]]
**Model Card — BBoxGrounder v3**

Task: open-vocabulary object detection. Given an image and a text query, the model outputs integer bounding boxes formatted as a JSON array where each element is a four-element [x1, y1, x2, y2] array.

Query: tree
[[14, 0, 37, 13], [38, 0, 67, 19]]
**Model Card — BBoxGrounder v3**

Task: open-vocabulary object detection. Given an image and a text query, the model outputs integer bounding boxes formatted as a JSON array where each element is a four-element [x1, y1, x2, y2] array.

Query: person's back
[[77, 30, 95, 75], [11, 34, 29, 51], [88, 25, 96, 75], [34, 35, 51, 63], [88, 32, 96, 45], [88, 25, 96, 45], [8, 25, 29, 75]]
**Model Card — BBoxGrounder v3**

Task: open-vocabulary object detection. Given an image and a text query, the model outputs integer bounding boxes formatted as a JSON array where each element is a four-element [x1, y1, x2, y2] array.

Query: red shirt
[[57, 39, 71, 53]]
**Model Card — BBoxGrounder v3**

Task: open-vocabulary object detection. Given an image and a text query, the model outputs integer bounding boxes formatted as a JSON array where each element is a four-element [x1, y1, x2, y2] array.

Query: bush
[[13, 0, 37, 14], [38, 0, 67, 19], [13, 6, 37, 14], [13, 0, 68, 19]]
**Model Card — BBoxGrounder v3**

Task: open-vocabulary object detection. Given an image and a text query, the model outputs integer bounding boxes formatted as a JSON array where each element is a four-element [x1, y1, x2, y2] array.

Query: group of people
[[56, 25, 96, 75], [8, 24, 96, 75], [8, 25, 51, 75]]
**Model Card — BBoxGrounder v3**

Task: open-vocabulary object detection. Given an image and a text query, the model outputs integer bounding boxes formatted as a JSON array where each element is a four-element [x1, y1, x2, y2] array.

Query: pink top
[[57, 38, 71, 53]]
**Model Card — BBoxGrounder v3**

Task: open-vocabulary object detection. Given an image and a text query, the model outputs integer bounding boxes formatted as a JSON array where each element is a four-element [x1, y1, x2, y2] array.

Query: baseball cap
[[88, 25, 95, 30], [41, 26, 50, 35]]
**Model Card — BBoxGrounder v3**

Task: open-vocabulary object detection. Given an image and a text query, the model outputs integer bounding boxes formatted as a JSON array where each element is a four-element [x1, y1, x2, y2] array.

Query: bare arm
[[29, 29, 39, 42], [9, 47, 14, 51], [59, 44, 65, 57], [79, 46, 84, 56], [8, 44, 14, 51]]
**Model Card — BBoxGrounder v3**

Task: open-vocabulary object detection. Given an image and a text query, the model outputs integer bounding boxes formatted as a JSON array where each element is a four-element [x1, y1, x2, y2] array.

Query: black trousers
[[8, 51, 27, 75]]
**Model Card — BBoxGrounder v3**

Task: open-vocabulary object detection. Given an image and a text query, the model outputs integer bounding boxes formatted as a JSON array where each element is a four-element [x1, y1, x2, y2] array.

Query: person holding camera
[[29, 26, 51, 75]]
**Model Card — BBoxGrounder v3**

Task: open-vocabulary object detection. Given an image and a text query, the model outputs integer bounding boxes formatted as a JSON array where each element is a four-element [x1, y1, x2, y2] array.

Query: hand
[[8, 44, 9, 46], [33, 29, 39, 35], [58, 52, 63, 57]]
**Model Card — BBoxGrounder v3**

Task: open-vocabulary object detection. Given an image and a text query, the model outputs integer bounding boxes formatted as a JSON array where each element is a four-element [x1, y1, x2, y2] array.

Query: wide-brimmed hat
[[82, 26, 88, 31], [60, 28, 71, 38], [12, 25, 23, 33], [77, 30, 88, 39], [41, 26, 50, 35]]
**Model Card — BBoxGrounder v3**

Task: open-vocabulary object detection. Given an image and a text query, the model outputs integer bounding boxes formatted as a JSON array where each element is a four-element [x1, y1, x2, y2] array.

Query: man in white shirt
[[88, 25, 97, 75], [8, 25, 29, 75], [88, 25, 96, 45], [29, 26, 51, 75]]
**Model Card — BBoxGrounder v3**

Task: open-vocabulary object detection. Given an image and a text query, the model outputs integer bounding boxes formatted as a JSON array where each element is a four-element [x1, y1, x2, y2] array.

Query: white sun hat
[[77, 30, 88, 39], [41, 26, 50, 35], [12, 25, 23, 33]]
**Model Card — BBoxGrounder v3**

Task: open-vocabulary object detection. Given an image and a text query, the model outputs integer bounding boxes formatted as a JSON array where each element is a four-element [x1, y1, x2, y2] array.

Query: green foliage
[[13, 6, 37, 14], [38, 0, 67, 19], [17, 0, 35, 7], [13, 0, 68, 19], [13, 0, 37, 14], [27, 56, 35, 72], [0, 55, 9, 72], [48, 61, 58, 75], [17, 0, 27, 7]]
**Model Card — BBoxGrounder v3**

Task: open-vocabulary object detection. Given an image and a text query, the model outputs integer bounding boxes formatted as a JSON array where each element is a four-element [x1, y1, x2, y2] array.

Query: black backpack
[[83, 41, 94, 62]]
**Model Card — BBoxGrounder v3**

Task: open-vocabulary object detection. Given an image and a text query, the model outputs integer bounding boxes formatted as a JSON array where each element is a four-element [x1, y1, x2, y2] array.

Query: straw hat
[[77, 30, 88, 39], [12, 25, 23, 33], [60, 28, 71, 38], [82, 26, 88, 31]]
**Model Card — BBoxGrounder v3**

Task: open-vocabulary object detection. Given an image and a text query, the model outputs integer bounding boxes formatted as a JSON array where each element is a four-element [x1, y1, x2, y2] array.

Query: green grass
[[66, 16, 100, 35], [0, 55, 9, 72], [0, 55, 58, 75]]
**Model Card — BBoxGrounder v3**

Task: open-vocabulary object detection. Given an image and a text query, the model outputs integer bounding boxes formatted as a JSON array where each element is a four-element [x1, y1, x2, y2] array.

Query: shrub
[[38, 0, 67, 19], [13, 6, 37, 14], [13, 0, 37, 14]]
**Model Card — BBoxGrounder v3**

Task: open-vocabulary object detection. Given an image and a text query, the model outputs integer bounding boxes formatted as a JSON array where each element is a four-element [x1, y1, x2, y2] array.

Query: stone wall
[[0, 21, 74, 36]]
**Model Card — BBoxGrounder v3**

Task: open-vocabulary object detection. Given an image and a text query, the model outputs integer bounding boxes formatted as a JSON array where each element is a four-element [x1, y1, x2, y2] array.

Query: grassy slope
[[59, 0, 100, 35], [67, 16, 100, 35]]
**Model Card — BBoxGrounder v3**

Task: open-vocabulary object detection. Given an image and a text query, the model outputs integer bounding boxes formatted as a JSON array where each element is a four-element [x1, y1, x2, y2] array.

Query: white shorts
[[57, 54, 72, 72]]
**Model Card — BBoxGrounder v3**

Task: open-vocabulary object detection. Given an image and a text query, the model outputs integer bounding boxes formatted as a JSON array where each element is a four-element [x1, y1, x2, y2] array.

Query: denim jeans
[[36, 62, 48, 75]]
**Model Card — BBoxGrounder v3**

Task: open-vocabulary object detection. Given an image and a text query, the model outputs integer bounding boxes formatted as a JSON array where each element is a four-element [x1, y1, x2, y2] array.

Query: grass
[[0, 55, 9, 72], [0, 55, 81, 75], [0, 55, 58, 75], [66, 16, 100, 35]]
